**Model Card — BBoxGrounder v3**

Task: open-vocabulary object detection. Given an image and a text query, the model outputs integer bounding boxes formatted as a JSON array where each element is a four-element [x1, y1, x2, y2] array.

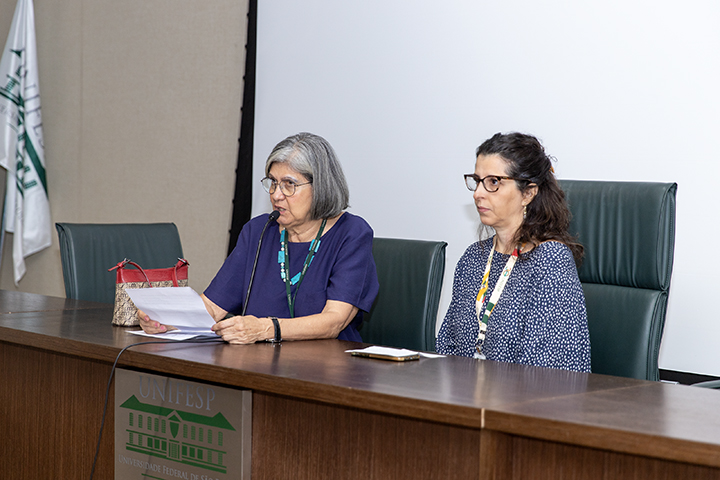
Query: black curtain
[[227, 0, 258, 255]]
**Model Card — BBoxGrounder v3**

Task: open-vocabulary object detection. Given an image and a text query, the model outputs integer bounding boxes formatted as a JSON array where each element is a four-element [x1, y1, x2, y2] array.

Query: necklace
[[475, 237, 522, 359], [278, 218, 327, 317]]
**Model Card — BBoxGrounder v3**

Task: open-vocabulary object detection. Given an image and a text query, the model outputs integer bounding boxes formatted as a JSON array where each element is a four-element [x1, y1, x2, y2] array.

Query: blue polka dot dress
[[436, 237, 591, 372]]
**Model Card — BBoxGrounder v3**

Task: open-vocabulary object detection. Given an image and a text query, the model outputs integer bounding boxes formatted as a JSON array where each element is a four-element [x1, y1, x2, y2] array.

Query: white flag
[[0, 0, 51, 284]]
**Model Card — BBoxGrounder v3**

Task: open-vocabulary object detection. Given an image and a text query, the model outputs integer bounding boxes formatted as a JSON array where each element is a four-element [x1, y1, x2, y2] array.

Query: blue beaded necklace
[[278, 218, 327, 317]]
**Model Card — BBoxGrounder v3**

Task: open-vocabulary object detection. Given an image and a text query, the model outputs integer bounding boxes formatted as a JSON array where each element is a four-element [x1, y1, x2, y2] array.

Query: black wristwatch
[[269, 317, 282, 343]]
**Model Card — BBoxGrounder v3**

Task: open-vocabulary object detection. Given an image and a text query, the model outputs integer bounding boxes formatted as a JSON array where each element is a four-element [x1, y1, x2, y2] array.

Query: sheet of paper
[[125, 287, 216, 336], [128, 329, 215, 341]]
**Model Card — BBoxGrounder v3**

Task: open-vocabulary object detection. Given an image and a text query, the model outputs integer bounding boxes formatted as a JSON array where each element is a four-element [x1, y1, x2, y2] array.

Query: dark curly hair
[[476, 132, 583, 264]]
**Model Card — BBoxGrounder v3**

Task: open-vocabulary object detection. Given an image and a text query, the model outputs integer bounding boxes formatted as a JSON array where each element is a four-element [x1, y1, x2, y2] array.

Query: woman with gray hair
[[140, 132, 379, 344]]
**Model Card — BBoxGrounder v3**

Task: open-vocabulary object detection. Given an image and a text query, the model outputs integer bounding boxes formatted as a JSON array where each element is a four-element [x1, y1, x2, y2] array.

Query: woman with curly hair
[[436, 132, 590, 372]]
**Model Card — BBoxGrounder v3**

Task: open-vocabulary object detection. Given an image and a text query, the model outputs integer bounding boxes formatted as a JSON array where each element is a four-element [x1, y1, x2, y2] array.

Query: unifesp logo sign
[[115, 369, 251, 480]]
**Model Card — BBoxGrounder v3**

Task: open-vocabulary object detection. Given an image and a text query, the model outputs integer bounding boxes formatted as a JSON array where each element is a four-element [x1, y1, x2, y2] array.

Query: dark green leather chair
[[559, 180, 677, 381], [359, 238, 447, 352], [55, 223, 184, 304]]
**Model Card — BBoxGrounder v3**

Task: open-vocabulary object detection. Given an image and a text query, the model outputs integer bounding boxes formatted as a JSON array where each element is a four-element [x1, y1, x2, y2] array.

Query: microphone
[[267, 210, 281, 223], [241, 211, 280, 316]]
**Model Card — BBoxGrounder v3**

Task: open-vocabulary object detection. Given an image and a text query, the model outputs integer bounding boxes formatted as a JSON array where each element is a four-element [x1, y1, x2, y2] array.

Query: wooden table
[[1, 292, 719, 479]]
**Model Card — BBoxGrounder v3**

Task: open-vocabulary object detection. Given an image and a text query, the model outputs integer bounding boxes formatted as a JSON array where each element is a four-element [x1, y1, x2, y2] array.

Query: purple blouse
[[204, 212, 379, 341]]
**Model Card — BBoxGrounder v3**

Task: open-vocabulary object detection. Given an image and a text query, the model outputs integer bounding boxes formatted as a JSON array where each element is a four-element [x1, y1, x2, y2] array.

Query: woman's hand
[[137, 309, 177, 334], [211, 315, 273, 344], [200, 295, 357, 344]]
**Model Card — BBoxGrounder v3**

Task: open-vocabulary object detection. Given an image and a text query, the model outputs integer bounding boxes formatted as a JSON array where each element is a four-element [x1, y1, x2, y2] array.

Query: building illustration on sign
[[119, 395, 236, 474]]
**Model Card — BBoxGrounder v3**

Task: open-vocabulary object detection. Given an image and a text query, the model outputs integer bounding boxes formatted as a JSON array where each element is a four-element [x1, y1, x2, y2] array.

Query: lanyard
[[475, 237, 522, 358], [278, 219, 327, 318]]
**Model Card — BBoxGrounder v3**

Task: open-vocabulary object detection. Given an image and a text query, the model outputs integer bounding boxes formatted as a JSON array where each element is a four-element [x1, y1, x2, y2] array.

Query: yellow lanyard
[[475, 237, 522, 357]]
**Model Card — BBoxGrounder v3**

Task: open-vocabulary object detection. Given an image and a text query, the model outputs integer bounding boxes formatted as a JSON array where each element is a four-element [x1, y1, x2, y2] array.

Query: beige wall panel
[[39, 0, 83, 222], [0, 1, 15, 44], [0, 0, 247, 299]]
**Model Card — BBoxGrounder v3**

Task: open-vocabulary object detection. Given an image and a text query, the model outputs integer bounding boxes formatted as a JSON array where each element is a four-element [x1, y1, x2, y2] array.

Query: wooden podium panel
[[479, 430, 720, 480], [252, 392, 481, 480], [0, 342, 115, 480]]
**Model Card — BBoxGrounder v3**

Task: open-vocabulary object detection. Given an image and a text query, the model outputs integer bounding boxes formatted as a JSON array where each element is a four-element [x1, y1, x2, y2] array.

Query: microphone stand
[[241, 211, 280, 316]]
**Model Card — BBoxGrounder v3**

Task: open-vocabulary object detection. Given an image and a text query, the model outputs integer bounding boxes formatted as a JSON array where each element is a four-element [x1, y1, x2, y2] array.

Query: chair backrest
[[55, 223, 184, 304], [559, 180, 677, 381], [359, 238, 447, 352]]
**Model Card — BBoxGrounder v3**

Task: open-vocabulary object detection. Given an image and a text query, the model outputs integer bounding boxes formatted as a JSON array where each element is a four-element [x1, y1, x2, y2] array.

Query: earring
[[523, 205, 527, 219]]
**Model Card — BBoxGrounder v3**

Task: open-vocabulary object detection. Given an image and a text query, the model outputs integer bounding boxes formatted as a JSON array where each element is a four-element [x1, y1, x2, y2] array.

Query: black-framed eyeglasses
[[464, 174, 518, 193], [261, 177, 312, 197]]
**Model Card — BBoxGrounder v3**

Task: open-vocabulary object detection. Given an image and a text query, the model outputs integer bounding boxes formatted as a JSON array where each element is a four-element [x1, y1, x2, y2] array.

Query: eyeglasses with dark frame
[[464, 174, 519, 193], [260, 177, 312, 197]]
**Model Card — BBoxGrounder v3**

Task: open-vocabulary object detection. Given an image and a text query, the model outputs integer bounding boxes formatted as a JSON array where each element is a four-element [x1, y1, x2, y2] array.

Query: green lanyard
[[278, 218, 327, 317]]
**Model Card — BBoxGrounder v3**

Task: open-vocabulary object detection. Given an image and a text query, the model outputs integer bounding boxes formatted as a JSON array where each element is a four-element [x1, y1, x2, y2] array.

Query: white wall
[[252, 0, 720, 376]]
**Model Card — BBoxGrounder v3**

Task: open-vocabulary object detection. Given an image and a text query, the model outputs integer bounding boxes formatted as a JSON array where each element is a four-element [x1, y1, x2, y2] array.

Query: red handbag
[[108, 258, 189, 326]]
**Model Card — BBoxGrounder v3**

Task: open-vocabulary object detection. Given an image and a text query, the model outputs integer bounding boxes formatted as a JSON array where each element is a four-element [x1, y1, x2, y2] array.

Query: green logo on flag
[[0, 47, 47, 197]]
